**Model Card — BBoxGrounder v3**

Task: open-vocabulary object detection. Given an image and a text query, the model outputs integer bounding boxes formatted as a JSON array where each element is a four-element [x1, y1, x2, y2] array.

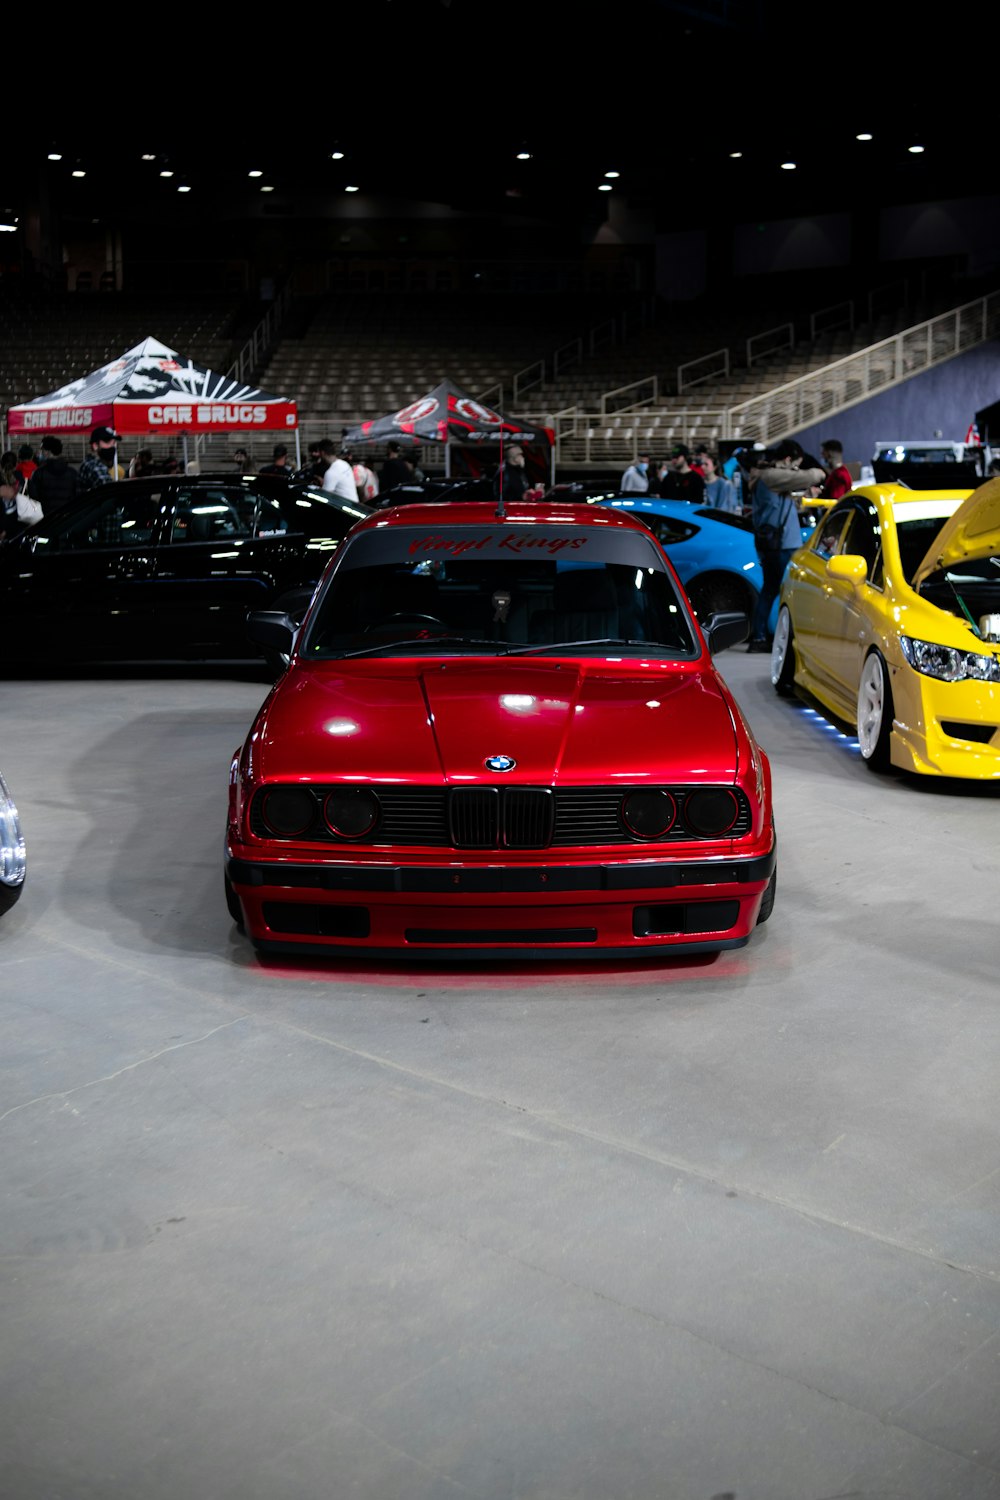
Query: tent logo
[[395, 397, 438, 424], [455, 398, 500, 426]]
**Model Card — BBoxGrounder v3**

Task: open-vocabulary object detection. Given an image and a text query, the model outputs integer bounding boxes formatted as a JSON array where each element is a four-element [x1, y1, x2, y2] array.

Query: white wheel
[[857, 651, 894, 769], [770, 606, 795, 695]]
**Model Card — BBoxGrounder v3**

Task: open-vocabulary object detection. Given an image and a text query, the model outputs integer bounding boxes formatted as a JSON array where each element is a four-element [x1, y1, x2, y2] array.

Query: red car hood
[[253, 659, 738, 785]]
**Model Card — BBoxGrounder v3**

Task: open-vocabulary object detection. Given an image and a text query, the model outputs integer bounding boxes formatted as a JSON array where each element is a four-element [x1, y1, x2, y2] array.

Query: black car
[[0, 473, 372, 665]]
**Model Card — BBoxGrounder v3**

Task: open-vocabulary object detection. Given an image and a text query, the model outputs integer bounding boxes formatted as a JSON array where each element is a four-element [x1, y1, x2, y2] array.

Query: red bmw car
[[225, 500, 776, 960]]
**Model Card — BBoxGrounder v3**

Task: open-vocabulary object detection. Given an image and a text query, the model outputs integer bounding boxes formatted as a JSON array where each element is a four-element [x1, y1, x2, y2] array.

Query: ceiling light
[[141, 153, 156, 161], [248, 169, 263, 178], [604, 170, 620, 179], [908, 144, 925, 153], [72, 170, 86, 178], [260, 185, 274, 193], [780, 161, 797, 170], [856, 132, 873, 141], [345, 185, 359, 193], [516, 151, 532, 160], [160, 170, 174, 178], [0, 221, 18, 233], [330, 151, 344, 160], [177, 185, 191, 193], [598, 183, 612, 192], [729, 151, 743, 159], [47, 152, 62, 161]]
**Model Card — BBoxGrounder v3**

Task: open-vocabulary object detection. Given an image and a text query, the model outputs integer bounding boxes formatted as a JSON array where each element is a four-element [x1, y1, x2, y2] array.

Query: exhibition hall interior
[[3, 4, 1000, 1499]]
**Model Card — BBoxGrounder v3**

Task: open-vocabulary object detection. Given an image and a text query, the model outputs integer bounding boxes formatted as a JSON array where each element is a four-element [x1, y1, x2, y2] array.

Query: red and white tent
[[6, 336, 298, 438]]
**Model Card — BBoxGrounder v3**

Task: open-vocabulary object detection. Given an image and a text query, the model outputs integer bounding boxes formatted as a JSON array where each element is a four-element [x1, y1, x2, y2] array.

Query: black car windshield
[[301, 523, 698, 659]]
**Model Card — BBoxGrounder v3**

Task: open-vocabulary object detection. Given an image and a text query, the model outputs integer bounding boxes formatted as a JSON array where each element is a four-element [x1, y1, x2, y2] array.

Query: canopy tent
[[6, 337, 299, 465], [342, 377, 554, 481]]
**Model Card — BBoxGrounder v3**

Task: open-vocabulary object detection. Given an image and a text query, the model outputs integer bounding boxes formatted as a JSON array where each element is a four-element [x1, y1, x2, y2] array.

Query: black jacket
[[28, 459, 80, 515]]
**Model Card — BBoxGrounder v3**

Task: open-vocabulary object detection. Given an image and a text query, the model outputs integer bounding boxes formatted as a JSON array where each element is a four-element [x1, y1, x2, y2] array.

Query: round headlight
[[261, 786, 316, 837], [324, 788, 379, 839], [622, 789, 677, 839], [684, 789, 739, 836]]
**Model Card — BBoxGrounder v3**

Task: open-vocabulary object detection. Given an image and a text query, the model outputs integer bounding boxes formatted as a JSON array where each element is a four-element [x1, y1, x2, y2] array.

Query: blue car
[[599, 497, 811, 635]]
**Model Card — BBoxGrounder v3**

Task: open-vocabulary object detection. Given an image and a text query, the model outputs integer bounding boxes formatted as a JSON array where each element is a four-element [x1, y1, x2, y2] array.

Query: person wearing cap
[[79, 426, 124, 491], [317, 440, 357, 501], [656, 445, 705, 504], [26, 435, 79, 515], [258, 443, 295, 477]]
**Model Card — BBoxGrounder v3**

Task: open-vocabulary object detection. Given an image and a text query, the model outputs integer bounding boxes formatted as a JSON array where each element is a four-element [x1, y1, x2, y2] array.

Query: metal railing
[[747, 323, 794, 367], [601, 376, 658, 415], [722, 290, 1000, 443], [809, 301, 854, 339], [226, 280, 294, 384], [678, 348, 728, 393], [513, 360, 544, 403], [553, 336, 583, 376]]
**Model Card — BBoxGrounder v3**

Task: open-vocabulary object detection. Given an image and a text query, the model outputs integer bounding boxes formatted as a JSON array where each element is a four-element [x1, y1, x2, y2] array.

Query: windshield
[[301, 523, 699, 659]]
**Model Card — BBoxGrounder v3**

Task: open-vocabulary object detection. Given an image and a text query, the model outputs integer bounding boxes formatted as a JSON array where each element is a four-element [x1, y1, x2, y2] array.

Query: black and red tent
[[342, 377, 553, 479]]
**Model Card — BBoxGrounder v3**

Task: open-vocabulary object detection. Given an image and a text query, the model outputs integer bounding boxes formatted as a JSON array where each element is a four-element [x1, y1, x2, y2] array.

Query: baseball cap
[[91, 426, 121, 444]]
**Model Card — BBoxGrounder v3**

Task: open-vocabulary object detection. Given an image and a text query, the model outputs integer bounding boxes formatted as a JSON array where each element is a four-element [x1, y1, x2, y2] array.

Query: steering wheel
[[365, 611, 447, 632]]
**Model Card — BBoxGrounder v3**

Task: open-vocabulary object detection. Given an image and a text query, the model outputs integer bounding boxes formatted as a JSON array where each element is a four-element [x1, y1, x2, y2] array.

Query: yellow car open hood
[[912, 477, 1000, 586]]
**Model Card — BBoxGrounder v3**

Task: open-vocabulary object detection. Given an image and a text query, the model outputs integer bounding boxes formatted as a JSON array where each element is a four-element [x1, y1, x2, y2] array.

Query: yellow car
[[770, 481, 1000, 778]]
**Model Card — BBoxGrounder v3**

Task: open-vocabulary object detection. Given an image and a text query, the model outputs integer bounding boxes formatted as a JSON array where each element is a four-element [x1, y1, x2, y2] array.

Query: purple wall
[[790, 341, 1000, 464]]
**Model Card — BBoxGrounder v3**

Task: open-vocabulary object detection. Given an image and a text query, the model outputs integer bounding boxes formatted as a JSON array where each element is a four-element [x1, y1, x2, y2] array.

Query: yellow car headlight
[[900, 636, 1000, 683]]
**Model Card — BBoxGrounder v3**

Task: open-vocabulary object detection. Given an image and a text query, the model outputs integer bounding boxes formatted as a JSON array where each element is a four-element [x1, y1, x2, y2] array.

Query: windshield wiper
[[504, 638, 661, 655], [325, 636, 507, 660]]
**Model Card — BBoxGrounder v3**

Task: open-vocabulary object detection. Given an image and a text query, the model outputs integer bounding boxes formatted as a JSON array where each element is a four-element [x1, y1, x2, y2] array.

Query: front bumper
[[225, 844, 777, 960], [891, 668, 1000, 778]]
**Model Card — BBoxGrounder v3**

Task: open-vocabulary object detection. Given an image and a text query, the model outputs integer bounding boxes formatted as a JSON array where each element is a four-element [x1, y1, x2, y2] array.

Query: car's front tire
[[857, 650, 894, 770], [770, 606, 796, 695], [685, 572, 754, 631], [756, 867, 776, 924], [224, 870, 245, 930]]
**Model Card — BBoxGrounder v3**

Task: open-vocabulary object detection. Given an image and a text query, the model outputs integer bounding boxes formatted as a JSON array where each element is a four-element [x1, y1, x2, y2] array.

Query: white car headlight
[[0, 771, 26, 889], [900, 636, 1000, 683]]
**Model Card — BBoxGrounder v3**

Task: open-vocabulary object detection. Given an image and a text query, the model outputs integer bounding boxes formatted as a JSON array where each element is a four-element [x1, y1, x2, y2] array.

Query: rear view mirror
[[827, 554, 868, 584], [246, 611, 297, 655], [704, 611, 749, 653]]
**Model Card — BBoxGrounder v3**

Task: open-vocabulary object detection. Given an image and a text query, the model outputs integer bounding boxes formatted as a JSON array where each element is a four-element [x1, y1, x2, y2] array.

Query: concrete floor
[[2, 651, 1000, 1500]]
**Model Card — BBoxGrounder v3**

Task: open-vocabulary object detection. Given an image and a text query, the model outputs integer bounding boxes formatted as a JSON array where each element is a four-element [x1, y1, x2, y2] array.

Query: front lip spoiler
[[226, 845, 776, 896]]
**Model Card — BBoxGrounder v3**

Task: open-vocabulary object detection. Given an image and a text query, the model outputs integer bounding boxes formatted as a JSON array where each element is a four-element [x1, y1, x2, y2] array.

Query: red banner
[[8, 400, 299, 436]]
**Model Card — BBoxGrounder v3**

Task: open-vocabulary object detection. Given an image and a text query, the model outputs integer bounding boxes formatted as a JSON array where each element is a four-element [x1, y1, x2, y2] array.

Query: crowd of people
[[619, 436, 856, 650], [620, 437, 853, 514]]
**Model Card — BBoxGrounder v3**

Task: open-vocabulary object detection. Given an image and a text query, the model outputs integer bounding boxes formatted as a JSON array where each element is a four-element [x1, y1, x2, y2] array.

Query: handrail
[[226, 280, 294, 383], [747, 323, 793, 367], [723, 290, 1000, 442], [810, 301, 854, 339], [553, 337, 583, 376], [589, 318, 617, 355], [678, 348, 728, 393], [513, 360, 544, 403], [601, 375, 658, 415]]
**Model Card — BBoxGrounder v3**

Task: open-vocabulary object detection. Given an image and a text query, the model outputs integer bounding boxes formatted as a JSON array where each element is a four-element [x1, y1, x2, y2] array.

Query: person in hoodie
[[27, 436, 79, 516], [621, 454, 650, 492]]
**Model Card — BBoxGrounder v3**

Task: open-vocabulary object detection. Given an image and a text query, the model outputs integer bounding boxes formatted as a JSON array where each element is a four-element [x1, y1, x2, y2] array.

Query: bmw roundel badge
[[485, 754, 516, 773]]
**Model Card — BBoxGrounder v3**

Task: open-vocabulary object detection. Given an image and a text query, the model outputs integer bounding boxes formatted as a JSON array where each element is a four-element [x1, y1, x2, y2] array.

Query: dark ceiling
[[9, 1, 990, 241]]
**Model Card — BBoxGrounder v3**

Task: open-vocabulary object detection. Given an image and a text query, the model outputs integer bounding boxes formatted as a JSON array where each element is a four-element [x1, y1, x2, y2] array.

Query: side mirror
[[246, 611, 297, 654], [827, 554, 868, 585], [704, 611, 749, 654]]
